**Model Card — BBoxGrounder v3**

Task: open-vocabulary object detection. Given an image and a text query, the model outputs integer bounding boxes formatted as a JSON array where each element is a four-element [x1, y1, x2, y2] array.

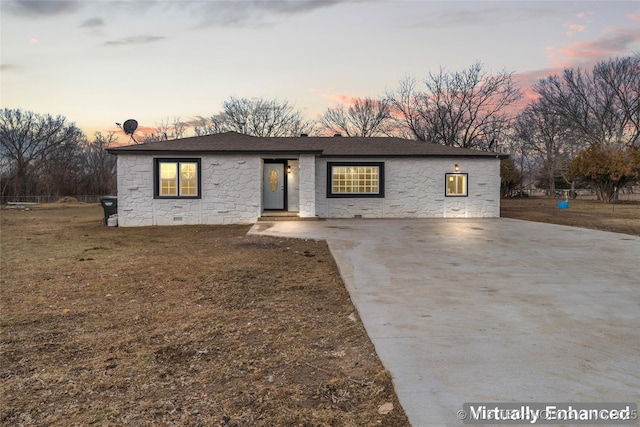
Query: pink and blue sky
[[1, 0, 639, 138]]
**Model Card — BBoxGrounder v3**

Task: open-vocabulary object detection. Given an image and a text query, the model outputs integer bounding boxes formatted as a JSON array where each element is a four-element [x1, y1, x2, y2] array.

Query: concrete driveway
[[249, 218, 640, 426]]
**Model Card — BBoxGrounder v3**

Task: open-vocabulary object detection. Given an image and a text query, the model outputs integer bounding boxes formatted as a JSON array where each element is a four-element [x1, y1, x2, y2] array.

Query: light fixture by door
[[287, 165, 292, 174], [454, 164, 460, 172]]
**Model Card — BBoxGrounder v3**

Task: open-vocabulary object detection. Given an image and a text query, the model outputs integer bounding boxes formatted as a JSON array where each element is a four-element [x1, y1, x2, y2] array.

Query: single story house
[[107, 132, 507, 226]]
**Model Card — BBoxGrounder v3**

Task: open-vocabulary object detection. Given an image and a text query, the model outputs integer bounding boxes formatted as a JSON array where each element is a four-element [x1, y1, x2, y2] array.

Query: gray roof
[[107, 131, 507, 158]]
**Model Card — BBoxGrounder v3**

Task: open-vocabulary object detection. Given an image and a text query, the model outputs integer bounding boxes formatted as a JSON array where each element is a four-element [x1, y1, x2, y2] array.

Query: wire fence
[[509, 187, 639, 201], [1, 195, 107, 205]]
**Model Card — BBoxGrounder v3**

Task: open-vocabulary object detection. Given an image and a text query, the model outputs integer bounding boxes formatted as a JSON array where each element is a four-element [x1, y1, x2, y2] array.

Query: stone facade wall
[[115, 155, 154, 227], [315, 157, 500, 218], [298, 154, 316, 218], [286, 160, 299, 212], [116, 154, 261, 226], [116, 154, 500, 226]]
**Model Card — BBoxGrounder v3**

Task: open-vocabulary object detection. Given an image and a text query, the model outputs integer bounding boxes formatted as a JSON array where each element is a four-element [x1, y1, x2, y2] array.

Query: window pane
[[447, 176, 455, 195], [161, 179, 177, 196], [159, 162, 178, 196], [179, 162, 198, 196], [181, 163, 196, 179], [157, 160, 199, 197], [446, 174, 467, 196], [181, 180, 197, 196], [160, 163, 177, 179], [332, 165, 379, 194]]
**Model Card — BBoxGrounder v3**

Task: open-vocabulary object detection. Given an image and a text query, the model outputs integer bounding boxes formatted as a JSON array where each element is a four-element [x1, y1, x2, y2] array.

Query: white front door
[[263, 163, 285, 210]]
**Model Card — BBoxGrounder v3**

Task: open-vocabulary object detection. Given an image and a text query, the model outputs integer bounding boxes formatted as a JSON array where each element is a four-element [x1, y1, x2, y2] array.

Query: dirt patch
[[0, 204, 409, 426], [501, 197, 640, 236]]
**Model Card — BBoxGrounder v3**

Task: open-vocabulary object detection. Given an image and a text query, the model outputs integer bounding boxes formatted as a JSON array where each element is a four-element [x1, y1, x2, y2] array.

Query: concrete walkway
[[249, 218, 640, 426]]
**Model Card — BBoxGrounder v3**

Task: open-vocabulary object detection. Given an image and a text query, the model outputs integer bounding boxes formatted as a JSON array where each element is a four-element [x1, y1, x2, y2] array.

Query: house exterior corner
[[314, 157, 500, 219], [108, 133, 504, 226], [115, 154, 262, 227]]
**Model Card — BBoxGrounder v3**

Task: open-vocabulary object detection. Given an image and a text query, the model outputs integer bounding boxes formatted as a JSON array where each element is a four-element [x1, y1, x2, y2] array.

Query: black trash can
[[100, 196, 117, 225]]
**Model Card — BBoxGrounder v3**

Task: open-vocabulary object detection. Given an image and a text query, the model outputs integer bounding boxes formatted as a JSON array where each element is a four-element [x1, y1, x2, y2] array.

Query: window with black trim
[[154, 158, 201, 198], [327, 162, 384, 198], [445, 173, 468, 197]]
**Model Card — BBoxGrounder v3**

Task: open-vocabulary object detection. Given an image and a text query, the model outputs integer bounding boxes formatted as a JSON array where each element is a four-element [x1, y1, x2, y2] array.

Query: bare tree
[[534, 56, 640, 148], [500, 128, 538, 195], [0, 108, 84, 198], [193, 114, 231, 136], [38, 136, 83, 198], [500, 156, 521, 197], [79, 132, 118, 196], [320, 97, 391, 137], [387, 62, 522, 149], [529, 56, 640, 200], [222, 97, 314, 137], [142, 117, 187, 142], [514, 101, 584, 195], [386, 76, 431, 140]]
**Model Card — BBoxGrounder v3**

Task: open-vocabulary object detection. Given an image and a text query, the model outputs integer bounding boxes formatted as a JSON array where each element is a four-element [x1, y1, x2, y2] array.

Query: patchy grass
[[501, 197, 640, 236], [1, 204, 409, 426]]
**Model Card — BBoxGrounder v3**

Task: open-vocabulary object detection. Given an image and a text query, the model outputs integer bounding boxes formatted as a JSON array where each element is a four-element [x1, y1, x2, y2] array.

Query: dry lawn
[[2, 197, 638, 426], [0, 203, 409, 426], [501, 197, 640, 236]]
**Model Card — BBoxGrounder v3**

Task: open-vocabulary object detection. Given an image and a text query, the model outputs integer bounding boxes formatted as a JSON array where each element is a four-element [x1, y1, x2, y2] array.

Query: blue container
[[558, 201, 569, 209]]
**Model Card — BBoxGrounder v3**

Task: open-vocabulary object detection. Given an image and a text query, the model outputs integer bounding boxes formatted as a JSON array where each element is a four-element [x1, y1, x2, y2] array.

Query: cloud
[[516, 21, 640, 98], [0, 63, 23, 71], [104, 35, 166, 47], [566, 24, 586, 37], [315, 88, 360, 107], [514, 24, 639, 105], [192, 0, 346, 27], [556, 28, 640, 62], [412, 5, 556, 29], [260, 0, 344, 15], [6, 0, 81, 17], [5, 0, 346, 28], [627, 11, 640, 23], [81, 17, 104, 28], [513, 68, 560, 99], [129, 125, 156, 137]]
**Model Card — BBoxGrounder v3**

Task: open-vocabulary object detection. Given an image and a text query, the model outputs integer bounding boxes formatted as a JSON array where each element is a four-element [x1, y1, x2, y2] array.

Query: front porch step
[[258, 212, 322, 221]]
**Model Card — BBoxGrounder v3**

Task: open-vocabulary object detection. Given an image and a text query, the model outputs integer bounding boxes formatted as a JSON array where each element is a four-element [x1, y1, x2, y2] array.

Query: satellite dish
[[115, 119, 139, 144], [123, 119, 138, 135]]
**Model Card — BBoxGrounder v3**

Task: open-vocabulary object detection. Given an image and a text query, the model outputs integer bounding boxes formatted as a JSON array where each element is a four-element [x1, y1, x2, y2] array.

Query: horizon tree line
[[2, 55, 638, 203]]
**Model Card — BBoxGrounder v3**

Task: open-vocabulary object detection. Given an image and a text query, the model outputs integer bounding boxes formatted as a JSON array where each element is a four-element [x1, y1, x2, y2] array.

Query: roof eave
[[107, 149, 324, 156], [319, 153, 509, 159], [107, 149, 509, 159]]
